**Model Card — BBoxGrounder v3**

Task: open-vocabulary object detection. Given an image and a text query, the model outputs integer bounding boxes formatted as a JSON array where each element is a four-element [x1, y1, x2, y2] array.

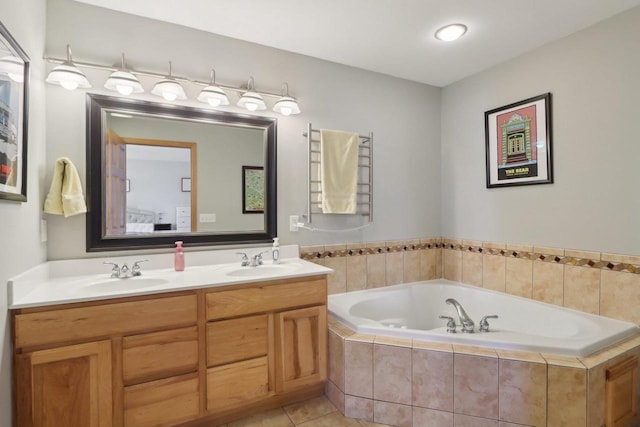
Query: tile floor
[[217, 396, 392, 427]]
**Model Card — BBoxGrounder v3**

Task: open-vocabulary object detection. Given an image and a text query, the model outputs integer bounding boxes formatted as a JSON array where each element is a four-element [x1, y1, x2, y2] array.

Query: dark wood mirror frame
[[86, 94, 277, 252]]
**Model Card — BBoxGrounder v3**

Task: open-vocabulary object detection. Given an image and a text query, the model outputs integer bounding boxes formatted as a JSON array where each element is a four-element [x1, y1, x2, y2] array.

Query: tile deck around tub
[[327, 317, 640, 427]]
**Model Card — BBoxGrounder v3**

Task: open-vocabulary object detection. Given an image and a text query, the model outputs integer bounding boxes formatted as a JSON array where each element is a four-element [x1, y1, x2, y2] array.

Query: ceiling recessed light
[[435, 24, 468, 42]]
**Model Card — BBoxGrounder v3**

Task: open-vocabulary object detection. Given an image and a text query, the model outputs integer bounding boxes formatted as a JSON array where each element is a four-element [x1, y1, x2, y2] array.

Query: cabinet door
[[606, 356, 638, 427], [274, 305, 327, 393], [15, 341, 112, 427]]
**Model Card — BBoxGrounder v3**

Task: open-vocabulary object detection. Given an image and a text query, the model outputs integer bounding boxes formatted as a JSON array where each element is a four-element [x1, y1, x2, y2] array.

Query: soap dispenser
[[174, 241, 185, 271], [272, 237, 280, 264]]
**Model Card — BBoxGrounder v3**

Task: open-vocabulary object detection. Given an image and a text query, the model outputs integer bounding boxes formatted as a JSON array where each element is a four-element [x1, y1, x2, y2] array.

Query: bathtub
[[328, 279, 640, 357]]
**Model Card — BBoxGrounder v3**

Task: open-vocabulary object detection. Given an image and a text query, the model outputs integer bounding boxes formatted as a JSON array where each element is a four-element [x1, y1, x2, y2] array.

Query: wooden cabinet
[[606, 356, 638, 427], [275, 306, 327, 393], [14, 341, 112, 427], [13, 275, 328, 427], [124, 373, 199, 427]]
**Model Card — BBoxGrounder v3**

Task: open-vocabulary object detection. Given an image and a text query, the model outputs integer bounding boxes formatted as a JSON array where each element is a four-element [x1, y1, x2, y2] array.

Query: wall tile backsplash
[[300, 237, 640, 325]]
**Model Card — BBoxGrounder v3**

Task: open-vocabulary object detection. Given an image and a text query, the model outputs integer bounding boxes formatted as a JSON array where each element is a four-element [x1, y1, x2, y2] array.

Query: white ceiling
[[75, 0, 640, 87]]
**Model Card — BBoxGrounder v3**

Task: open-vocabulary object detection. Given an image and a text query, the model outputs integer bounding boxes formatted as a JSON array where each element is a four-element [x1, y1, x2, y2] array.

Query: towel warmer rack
[[302, 123, 373, 224]]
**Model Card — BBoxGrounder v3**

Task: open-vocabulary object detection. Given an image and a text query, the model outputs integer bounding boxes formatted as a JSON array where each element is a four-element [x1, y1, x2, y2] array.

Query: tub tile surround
[[327, 318, 640, 427], [308, 239, 640, 426], [300, 237, 640, 326]]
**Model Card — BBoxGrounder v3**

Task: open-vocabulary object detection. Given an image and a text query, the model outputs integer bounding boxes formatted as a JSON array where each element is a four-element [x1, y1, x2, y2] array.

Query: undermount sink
[[75, 277, 170, 293], [225, 263, 299, 278]]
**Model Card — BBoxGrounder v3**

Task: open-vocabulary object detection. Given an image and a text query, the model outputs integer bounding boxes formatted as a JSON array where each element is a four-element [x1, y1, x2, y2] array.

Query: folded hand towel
[[44, 157, 87, 217], [320, 129, 359, 214]]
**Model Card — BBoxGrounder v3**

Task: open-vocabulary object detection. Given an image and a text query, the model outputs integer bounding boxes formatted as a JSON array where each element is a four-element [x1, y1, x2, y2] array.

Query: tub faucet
[[445, 298, 475, 333]]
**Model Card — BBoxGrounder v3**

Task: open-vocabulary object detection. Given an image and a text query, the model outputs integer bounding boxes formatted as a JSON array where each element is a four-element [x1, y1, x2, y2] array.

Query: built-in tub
[[328, 279, 640, 357]]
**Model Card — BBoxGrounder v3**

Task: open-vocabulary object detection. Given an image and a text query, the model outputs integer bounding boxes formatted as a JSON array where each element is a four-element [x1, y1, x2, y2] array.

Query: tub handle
[[439, 315, 457, 333], [479, 315, 498, 332]]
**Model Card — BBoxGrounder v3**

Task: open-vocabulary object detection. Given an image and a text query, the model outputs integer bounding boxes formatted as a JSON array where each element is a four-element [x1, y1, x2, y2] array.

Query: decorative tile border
[[300, 239, 640, 274], [300, 242, 444, 260]]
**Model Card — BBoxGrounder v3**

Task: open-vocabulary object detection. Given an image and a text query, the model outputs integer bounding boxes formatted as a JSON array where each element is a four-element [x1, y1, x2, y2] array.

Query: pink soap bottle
[[174, 241, 185, 271]]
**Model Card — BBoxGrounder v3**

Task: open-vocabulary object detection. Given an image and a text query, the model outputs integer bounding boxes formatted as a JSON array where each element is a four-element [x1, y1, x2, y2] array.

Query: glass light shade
[[0, 55, 25, 82], [104, 70, 144, 95], [435, 24, 468, 42], [237, 91, 266, 111], [197, 85, 229, 107], [151, 78, 186, 101], [273, 96, 300, 116], [46, 63, 91, 90]]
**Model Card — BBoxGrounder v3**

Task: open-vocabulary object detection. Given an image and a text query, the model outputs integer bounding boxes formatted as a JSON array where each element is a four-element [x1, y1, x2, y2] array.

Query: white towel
[[44, 157, 87, 217], [320, 129, 359, 214]]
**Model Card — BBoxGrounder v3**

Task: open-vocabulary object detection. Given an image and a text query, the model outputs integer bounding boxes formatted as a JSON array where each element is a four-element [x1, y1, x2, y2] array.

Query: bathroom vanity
[[9, 249, 331, 427]]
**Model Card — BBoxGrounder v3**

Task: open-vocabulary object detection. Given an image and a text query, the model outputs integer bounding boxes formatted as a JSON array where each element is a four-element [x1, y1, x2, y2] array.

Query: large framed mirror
[[86, 94, 277, 251]]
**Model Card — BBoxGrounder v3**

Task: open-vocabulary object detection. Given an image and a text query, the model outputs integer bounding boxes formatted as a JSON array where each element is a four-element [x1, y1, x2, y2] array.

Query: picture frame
[[181, 177, 191, 192], [242, 166, 264, 214], [0, 21, 30, 202], [484, 93, 553, 188]]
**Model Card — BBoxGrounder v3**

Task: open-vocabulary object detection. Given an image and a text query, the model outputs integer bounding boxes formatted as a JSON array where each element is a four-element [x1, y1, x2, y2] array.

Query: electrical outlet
[[200, 213, 216, 223], [289, 215, 299, 232]]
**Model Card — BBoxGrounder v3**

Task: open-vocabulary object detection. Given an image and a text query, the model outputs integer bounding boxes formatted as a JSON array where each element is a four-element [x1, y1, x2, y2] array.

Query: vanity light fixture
[[43, 47, 301, 115], [151, 61, 187, 101], [434, 23, 468, 42], [45, 44, 91, 90], [0, 55, 25, 82], [237, 77, 266, 111], [104, 53, 144, 96], [272, 83, 300, 116], [197, 69, 229, 107]]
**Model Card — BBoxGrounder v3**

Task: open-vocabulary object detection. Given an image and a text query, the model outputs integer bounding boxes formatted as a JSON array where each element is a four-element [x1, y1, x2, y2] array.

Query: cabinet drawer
[[124, 373, 199, 427], [176, 207, 191, 217], [123, 326, 199, 384], [207, 356, 269, 412], [177, 217, 190, 227], [15, 294, 197, 349], [206, 278, 327, 320], [207, 315, 268, 367]]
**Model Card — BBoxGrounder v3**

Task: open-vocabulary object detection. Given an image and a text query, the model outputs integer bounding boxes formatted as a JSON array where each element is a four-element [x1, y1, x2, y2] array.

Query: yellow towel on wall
[[320, 129, 359, 214], [44, 157, 87, 217]]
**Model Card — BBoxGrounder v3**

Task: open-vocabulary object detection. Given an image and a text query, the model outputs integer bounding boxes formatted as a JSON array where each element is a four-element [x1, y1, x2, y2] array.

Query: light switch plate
[[200, 213, 216, 223]]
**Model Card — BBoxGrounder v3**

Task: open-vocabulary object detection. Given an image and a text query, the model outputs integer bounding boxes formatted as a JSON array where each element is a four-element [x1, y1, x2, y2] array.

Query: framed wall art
[[485, 93, 553, 188], [242, 166, 264, 213], [0, 21, 30, 202]]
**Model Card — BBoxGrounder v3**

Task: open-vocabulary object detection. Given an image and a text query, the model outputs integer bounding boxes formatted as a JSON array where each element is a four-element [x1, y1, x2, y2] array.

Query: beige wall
[[441, 6, 640, 256], [0, 0, 48, 424]]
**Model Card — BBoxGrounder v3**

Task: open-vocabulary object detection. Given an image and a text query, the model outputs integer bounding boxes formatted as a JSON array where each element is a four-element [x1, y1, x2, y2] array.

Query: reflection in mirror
[[87, 94, 277, 251]]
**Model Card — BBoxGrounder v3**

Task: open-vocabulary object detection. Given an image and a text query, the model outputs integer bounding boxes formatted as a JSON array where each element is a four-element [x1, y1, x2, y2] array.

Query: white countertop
[[8, 245, 333, 309]]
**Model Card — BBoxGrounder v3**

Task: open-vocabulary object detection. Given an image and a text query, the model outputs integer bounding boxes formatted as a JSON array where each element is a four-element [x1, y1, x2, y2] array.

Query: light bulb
[[60, 80, 79, 90], [245, 102, 258, 111], [162, 92, 177, 101], [280, 107, 293, 116], [207, 98, 221, 107], [116, 85, 134, 96]]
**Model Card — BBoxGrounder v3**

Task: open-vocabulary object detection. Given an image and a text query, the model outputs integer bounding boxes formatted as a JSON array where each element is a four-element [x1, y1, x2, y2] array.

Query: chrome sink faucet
[[236, 251, 268, 267], [445, 298, 475, 333], [250, 251, 269, 267], [104, 260, 148, 278]]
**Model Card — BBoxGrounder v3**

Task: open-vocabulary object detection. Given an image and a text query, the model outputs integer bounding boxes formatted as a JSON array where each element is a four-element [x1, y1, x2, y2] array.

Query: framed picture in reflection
[[242, 166, 264, 213]]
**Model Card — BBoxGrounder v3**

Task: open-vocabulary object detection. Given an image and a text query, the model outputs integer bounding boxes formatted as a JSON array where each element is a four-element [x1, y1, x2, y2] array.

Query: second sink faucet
[[445, 298, 475, 333], [236, 251, 269, 267]]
